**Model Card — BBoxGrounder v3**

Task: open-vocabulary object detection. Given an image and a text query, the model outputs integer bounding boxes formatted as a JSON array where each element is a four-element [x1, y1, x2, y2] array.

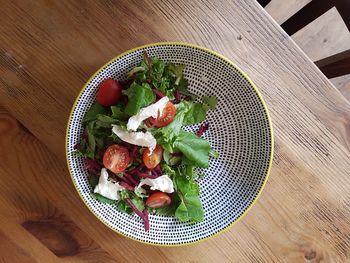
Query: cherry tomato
[[146, 192, 171, 208], [143, 145, 163, 169], [96, 79, 122, 106], [149, 102, 176, 127], [103, 144, 130, 173]]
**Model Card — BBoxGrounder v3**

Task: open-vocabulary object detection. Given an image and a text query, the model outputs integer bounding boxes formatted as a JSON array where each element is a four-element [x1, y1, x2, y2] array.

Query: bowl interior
[[66, 43, 273, 245]]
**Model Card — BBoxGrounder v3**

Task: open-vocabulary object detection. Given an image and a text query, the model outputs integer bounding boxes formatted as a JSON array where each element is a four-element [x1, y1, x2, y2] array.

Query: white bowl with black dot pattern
[[66, 42, 273, 246]]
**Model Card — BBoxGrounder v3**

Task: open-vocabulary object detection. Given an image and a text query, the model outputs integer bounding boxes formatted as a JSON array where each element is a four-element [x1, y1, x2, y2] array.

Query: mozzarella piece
[[127, 96, 169, 131], [112, 125, 156, 153], [94, 168, 125, 200], [136, 175, 174, 194]]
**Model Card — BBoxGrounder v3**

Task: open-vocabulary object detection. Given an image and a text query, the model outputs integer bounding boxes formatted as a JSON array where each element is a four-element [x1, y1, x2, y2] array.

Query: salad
[[75, 52, 218, 231]]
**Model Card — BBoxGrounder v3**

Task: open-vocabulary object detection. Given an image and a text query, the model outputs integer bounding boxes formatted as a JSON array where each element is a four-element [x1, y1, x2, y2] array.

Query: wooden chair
[[257, 0, 350, 79]]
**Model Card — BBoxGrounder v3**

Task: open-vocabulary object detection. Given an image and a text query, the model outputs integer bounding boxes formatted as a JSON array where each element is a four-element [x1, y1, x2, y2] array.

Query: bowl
[[66, 42, 273, 246]]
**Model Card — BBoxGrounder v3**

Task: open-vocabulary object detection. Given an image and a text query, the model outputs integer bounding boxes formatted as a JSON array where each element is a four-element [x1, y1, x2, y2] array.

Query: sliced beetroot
[[125, 198, 149, 231], [118, 181, 134, 191], [196, 123, 209, 137], [174, 89, 180, 103], [153, 89, 165, 99], [123, 172, 138, 186]]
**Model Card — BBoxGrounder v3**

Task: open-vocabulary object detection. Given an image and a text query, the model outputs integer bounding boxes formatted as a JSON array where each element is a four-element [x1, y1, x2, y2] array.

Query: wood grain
[[331, 74, 350, 102], [1, 0, 350, 262], [291, 7, 350, 62], [1, 105, 350, 261]]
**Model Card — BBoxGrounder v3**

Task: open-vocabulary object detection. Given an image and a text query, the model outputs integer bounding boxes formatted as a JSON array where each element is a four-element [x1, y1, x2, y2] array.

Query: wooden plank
[[0, 0, 350, 261], [265, 0, 311, 25], [292, 7, 350, 62], [331, 74, 350, 102]]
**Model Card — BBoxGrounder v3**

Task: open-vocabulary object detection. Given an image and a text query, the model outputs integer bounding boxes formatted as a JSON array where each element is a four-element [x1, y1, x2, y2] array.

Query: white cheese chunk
[[136, 175, 174, 194], [127, 96, 169, 131], [112, 125, 156, 153], [94, 168, 125, 200]]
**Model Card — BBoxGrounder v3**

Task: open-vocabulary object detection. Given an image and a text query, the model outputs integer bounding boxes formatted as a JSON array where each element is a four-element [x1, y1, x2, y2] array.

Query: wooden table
[[1, 0, 350, 262]]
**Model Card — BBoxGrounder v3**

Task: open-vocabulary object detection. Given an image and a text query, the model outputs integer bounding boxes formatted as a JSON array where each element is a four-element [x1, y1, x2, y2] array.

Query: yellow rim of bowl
[[65, 42, 274, 247]]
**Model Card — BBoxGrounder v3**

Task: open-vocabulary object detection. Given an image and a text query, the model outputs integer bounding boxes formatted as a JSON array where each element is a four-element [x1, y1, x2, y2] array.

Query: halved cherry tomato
[[146, 192, 171, 208], [149, 101, 176, 128], [143, 145, 163, 169], [103, 144, 130, 173], [96, 79, 122, 106]]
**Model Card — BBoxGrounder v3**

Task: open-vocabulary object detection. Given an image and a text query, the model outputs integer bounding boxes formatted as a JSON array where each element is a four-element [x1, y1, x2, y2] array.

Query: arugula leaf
[[151, 57, 165, 81], [124, 82, 155, 115], [153, 102, 211, 155], [161, 163, 177, 178], [168, 63, 186, 85], [127, 66, 145, 78], [174, 173, 204, 222], [173, 131, 211, 168], [176, 77, 193, 97], [91, 193, 117, 204], [117, 200, 133, 214], [202, 96, 218, 110], [181, 101, 206, 125], [111, 105, 129, 121], [163, 149, 181, 165], [75, 136, 95, 159], [209, 149, 219, 158], [83, 102, 106, 123], [152, 110, 185, 153], [134, 186, 148, 198], [130, 195, 145, 212], [119, 190, 131, 200], [87, 122, 96, 154], [95, 115, 118, 128], [88, 175, 99, 188]]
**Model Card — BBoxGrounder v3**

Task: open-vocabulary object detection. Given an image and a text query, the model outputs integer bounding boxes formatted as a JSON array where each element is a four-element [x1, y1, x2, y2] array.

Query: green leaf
[[95, 114, 118, 128], [181, 101, 206, 125], [155, 192, 181, 216], [119, 190, 131, 200], [87, 122, 96, 154], [134, 186, 148, 198], [95, 137, 105, 150], [91, 193, 117, 204], [173, 131, 211, 168], [74, 136, 95, 159], [151, 57, 165, 81], [88, 175, 99, 188], [163, 149, 181, 165], [124, 82, 155, 115], [174, 174, 204, 222], [83, 102, 106, 123], [111, 105, 129, 121], [209, 149, 219, 158], [117, 200, 133, 214], [157, 77, 170, 93], [130, 195, 145, 212], [163, 149, 171, 165], [127, 66, 145, 78], [176, 78, 193, 97], [156, 109, 184, 142], [202, 96, 218, 110], [168, 63, 186, 85], [161, 164, 176, 178]]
